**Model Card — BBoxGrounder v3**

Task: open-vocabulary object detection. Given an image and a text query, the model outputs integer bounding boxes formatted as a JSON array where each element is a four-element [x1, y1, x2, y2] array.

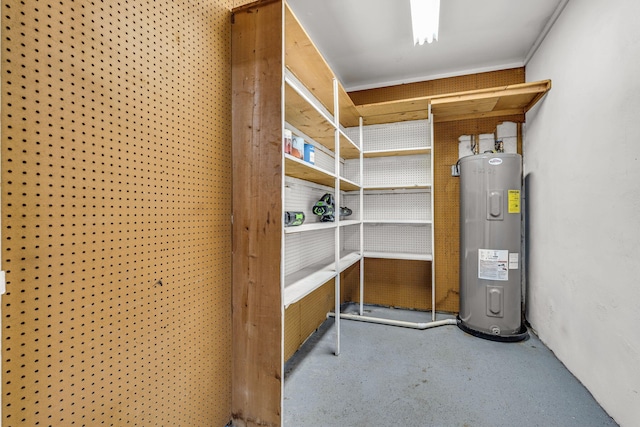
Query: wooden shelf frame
[[363, 183, 432, 191], [284, 250, 362, 307], [429, 80, 552, 123], [353, 80, 552, 125]]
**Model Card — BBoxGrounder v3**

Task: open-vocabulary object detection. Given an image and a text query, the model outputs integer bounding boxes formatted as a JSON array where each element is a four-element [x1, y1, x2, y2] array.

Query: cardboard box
[[291, 136, 304, 159], [283, 129, 292, 155]]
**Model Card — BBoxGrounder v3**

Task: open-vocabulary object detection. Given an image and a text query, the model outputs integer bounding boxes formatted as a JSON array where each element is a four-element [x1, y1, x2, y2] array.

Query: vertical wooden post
[[231, 1, 283, 425]]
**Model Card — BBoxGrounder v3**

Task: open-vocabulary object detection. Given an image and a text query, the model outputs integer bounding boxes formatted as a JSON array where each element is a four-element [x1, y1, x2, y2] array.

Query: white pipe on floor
[[328, 312, 458, 330]]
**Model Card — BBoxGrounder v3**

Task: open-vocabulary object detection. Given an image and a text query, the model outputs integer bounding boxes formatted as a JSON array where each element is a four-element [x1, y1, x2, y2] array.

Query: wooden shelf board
[[364, 251, 433, 261], [353, 79, 551, 125], [284, 266, 336, 307], [285, 83, 336, 151], [283, 251, 362, 307], [284, 4, 335, 116], [340, 177, 360, 191], [363, 147, 431, 158], [284, 221, 337, 234], [430, 80, 551, 122], [363, 220, 432, 225], [284, 5, 361, 129], [337, 84, 361, 128], [285, 155, 336, 187], [338, 131, 361, 159], [363, 184, 431, 191], [338, 220, 360, 227], [356, 96, 430, 125]]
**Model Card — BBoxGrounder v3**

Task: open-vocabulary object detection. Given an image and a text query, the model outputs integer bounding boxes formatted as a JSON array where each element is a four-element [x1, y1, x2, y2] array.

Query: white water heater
[[458, 153, 528, 341]]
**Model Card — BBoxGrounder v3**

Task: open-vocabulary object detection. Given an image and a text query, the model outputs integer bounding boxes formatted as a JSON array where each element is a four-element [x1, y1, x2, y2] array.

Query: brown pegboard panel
[[340, 262, 360, 303], [284, 280, 334, 362], [299, 280, 334, 342], [2, 1, 233, 426], [361, 259, 431, 310], [284, 302, 301, 362]]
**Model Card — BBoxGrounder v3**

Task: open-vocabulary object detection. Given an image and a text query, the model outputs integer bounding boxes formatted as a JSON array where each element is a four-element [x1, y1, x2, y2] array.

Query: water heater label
[[488, 158, 503, 165], [509, 253, 519, 269], [478, 249, 509, 281], [508, 190, 520, 213]]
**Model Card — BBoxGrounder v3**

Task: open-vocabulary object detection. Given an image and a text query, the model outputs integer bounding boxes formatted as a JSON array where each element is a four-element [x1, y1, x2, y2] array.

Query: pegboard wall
[[362, 155, 430, 188], [361, 120, 430, 152], [1, 0, 236, 425]]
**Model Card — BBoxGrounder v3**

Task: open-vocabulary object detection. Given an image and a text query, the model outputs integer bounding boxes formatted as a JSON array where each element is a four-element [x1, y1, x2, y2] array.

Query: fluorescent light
[[410, 0, 440, 45]]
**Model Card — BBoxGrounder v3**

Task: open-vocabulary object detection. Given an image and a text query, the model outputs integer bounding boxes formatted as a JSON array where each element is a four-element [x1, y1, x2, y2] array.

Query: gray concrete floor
[[284, 305, 617, 427]]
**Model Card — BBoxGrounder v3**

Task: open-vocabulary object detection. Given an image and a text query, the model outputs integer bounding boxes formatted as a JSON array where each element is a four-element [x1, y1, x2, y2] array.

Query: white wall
[[525, 0, 640, 425]]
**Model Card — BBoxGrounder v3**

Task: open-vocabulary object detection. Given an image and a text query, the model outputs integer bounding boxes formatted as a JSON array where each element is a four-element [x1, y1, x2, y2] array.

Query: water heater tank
[[458, 153, 528, 341]]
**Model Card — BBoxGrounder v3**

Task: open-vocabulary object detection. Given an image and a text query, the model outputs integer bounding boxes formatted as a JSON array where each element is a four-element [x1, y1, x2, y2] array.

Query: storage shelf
[[283, 251, 362, 307], [356, 97, 431, 126], [354, 80, 551, 125], [284, 264, 336, 307], [338, 220, 360, 228], [339, 251, 362, 272], [363, 220, 432, 225], [284, 221, 337, 234], [339, 129, 361, 159], [284, 5, 359, 129], [284, 5, 335, 118], [364, 251, 433, 261], [340, 176, 360, 191], [363, 183, 431, 191], [363, 147, 431, 158], [429, 80, 552, 123], [285, 154, 336, 187], [285, 82, 336, 152]]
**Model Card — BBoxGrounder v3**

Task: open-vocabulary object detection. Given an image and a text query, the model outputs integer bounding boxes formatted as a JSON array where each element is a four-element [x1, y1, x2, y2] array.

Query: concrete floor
[[284, 305, 618, 427]]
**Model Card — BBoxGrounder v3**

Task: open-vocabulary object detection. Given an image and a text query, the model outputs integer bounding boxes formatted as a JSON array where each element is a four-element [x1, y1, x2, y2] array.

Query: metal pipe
[[328, 312, 458, 330]]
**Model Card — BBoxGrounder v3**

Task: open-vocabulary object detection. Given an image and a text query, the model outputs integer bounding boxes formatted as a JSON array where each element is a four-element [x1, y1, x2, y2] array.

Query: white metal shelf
[[339, 251, 362, 272], [363, 183, 431, 191], [284, 219, 362, 234], [284, 222, 337, 234], [364, 251, 433, 261], [283, 251, 363, 307], [284, 262, 336, 307], [363, 220, 432, 225]]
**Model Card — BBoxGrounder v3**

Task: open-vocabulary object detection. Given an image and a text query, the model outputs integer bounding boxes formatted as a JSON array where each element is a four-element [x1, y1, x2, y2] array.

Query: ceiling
[[287, 0, 564, 91]]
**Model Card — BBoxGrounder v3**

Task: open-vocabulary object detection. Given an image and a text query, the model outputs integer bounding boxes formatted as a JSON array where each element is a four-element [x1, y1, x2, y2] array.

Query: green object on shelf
[[284, 211, 305, 227], [312, 193, 334, 217]]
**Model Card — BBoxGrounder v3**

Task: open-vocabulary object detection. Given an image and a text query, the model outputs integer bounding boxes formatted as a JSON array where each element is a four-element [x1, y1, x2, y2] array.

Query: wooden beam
[[433, 109, 525, 123], [429, 80, 551, 106], [356, 80, 551, 125], [356, 96, 431, 119], [231, 2, 283, 425]]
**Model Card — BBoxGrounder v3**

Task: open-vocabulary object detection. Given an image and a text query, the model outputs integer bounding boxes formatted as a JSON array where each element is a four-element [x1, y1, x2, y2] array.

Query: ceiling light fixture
[[410, 0, 440, 45]]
